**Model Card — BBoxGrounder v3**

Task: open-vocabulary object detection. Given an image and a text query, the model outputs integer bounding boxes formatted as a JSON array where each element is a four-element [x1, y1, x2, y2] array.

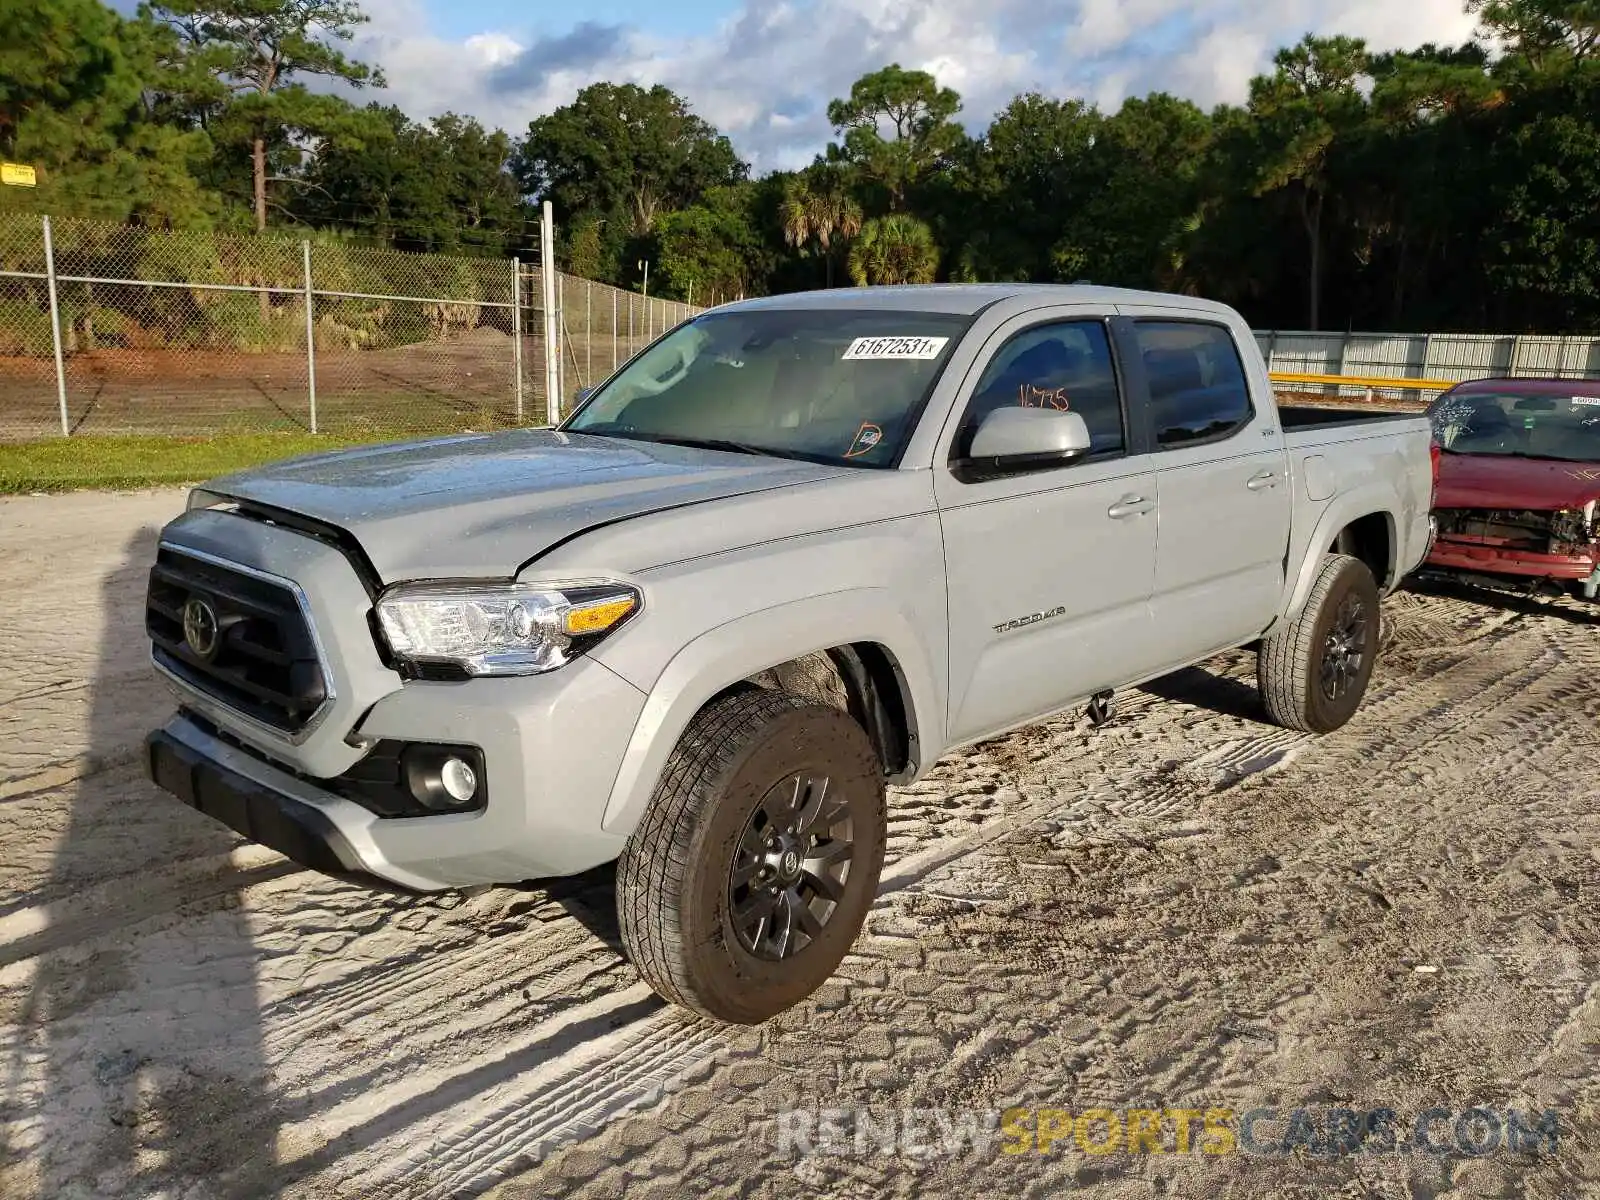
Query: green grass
[[0, 431, 406, 493]]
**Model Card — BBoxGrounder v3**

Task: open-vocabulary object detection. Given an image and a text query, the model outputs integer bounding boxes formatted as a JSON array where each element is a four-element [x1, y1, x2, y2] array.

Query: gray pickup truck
[[144, 284, 1435, 1022]]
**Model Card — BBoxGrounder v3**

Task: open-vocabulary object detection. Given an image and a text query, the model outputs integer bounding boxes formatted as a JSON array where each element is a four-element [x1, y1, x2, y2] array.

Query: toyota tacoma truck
[[144, 284, 1435, 1023], [1422, 377, 1600, 600]]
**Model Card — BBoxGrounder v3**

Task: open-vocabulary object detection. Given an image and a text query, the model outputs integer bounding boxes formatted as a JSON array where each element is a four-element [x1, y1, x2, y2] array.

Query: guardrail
[[1269, 371, 1456, 394]]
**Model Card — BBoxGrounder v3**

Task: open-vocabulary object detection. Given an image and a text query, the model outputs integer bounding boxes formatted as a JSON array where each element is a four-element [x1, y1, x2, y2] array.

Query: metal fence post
[[586, 280, 592, 385], [556, 270, 565, 407], [302, 241, 318, 434], [42, 216, 69, 437], [540, 201, 560, 423], [511, 257, 524, 423], [612, 289, 618, 372], [1508, 334, 1527, 377]]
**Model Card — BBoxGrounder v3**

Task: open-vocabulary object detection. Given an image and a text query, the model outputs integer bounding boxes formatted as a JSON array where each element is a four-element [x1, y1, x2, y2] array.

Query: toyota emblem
[[182, 596, 221, 661]]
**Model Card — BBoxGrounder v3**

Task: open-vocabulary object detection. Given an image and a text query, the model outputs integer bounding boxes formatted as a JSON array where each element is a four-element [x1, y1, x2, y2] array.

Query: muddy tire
[[616, 687, 886, 1024], [1259, 553, 1380, 734]]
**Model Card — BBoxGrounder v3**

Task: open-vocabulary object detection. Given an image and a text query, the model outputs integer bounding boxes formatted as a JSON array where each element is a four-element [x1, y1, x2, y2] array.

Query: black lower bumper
[[146, 728, 398, 889]]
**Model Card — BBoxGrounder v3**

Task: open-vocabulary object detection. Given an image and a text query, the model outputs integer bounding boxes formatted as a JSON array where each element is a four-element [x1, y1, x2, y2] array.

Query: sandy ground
[[1, 489, 1597, 1199]]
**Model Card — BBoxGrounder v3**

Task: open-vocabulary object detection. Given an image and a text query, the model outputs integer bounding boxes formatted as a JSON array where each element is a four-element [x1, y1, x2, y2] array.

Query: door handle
[[1107, 495, 1155, 519], [1246, 471, 1280, 491]]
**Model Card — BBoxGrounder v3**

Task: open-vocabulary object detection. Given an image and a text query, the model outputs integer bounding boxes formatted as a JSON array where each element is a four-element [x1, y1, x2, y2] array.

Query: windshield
[[563, 308, 969, 467], [1428, 389, 1600, 463]]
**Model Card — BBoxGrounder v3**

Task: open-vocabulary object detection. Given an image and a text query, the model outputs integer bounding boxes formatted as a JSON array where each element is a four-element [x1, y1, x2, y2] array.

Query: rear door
[[1124, 316, 1292, 666], [935, 308, 1163, 745]]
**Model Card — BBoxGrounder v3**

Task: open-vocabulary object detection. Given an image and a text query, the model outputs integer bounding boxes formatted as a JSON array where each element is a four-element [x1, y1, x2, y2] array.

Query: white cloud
[[462, 32, 523, 68], [352, 0, 1480, 171], [1120, 0, 1480, 107]]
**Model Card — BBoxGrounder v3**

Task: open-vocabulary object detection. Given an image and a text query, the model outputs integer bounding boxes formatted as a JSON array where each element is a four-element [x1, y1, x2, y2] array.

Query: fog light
[[440, 756, 478, 804], [399, 744, 487, 813]]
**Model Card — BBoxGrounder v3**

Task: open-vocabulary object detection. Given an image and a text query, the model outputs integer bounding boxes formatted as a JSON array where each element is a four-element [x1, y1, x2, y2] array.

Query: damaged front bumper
[[1426, 537, 1599, 583], [1426, 506, 1599, 597]]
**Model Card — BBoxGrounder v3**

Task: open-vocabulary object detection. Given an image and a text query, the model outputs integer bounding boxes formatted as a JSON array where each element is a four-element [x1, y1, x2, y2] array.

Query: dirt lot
[[2, 490, 1597, 1199]]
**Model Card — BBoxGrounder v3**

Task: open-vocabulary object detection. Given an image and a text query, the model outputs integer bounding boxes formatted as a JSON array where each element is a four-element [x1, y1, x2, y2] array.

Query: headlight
[[375, 582, 641, 677]]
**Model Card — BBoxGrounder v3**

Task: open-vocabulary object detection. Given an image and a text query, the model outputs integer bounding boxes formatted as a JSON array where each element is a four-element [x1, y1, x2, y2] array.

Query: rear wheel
[[616, 687, 886, 1024], [1259, 553, 1380, 733]]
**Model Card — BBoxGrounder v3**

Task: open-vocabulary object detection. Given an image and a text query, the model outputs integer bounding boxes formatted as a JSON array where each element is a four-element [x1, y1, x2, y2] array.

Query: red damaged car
[[1424, 378, 1600, 601]]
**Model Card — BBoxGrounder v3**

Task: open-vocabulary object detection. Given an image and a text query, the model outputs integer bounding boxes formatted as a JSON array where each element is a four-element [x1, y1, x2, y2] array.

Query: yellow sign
[[1, 163, 38, 187]]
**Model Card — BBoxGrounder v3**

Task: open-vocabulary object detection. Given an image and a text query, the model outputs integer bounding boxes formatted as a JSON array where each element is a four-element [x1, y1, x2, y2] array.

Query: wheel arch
[[1330, 510, 1396, 590], [1280, 493, 1401, 625], [734, 643, 914, 779], [599, 591, 940, 836]]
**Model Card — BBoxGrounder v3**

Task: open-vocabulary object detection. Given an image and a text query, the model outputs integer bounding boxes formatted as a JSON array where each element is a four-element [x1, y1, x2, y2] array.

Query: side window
[[955, 320, 1124, 459], [1134, 322, 1253, 448]]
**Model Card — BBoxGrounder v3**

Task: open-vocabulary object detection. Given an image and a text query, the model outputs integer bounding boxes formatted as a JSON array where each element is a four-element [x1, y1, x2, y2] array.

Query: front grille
[[146, 547, 329, 733]]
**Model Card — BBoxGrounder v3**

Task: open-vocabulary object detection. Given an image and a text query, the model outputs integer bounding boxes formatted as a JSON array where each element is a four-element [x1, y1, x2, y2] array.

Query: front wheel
[[1258, 553, 1380, 733], [616, 687, 887, 1024]]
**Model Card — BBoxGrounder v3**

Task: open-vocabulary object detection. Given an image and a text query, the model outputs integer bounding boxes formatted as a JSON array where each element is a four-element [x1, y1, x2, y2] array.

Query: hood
[[204, 429, 854, 580], [1436, 451, 1600, 512]]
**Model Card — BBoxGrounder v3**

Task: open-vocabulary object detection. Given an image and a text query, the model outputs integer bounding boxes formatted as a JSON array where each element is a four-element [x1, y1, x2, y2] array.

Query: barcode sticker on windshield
[[842, 336, 949, 361]]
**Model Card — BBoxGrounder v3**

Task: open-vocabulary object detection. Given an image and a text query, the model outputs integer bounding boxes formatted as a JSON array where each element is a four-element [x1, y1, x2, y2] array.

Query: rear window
[[1133, 322, 1253, 448]]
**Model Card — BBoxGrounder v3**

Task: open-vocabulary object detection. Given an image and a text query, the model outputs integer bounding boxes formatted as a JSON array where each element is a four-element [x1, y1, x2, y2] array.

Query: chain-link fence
[[7, 213, 1599, 441], [0, 212, 703, 442], [547, 270, 697, 413]]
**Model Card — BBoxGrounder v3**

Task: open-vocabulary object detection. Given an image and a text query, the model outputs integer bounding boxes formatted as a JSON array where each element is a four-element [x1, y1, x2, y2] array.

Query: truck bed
[[1280, 404, 1430, 455], [1279, 403, 1422, 431]]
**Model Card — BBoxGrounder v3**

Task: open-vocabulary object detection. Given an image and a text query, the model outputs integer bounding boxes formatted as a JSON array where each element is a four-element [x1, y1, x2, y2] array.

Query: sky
[[150, 0, 1485, 173]]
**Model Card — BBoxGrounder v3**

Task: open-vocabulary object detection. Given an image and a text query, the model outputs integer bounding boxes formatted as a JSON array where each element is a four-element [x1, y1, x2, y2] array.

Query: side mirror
[[573, 386, 594, 404], [962, 407, 1093, 479]]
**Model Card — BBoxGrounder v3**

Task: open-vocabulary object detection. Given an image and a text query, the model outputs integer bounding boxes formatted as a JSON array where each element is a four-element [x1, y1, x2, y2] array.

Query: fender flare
[[598, 588, 941, 835], [1281, 489, 1401, 622]]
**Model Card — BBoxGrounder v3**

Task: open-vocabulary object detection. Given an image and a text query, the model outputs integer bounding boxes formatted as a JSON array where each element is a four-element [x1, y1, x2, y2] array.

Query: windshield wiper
[[572, 425, 830, 464], [1500, 450, 1595, 463], [633, 434, 817, 462], [1445, 447, 1595, 463]]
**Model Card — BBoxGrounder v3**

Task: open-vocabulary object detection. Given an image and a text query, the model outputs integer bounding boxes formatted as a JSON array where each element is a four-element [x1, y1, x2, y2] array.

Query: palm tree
[[780, 175, 863, 287], [1158, 210, 1208, 294], [846, 214, 940, 286]]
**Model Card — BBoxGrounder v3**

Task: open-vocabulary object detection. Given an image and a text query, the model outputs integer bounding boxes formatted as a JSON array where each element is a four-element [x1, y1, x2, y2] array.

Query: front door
[[936, 313, 1162, 745]]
